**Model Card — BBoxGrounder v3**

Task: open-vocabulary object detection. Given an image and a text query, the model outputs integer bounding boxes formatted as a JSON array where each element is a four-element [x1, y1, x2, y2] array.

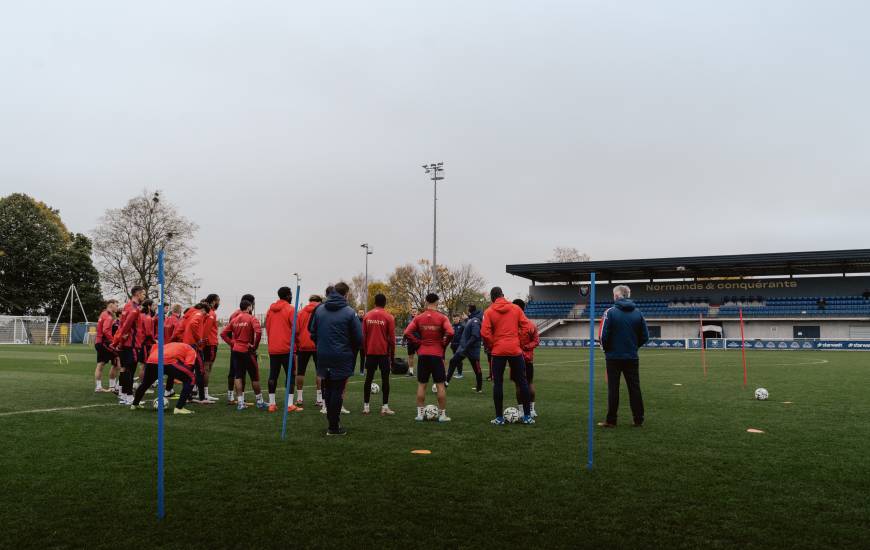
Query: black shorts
[[95, 343, 115, 364], [268, 353, 294, 380], [232, 350, 260, 382], [203, 345, 218, 363], [406, 342, 418, 356], [365, 354, 391, 373], [417, 355, 446, 384], [138, 346, 149, 364], [511, 361, 534, 383], [297, 351, 317, 375]]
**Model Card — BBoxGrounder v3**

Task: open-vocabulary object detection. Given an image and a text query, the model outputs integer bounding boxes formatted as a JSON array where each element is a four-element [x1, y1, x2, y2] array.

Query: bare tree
[[91, 190, 198, 300], [550, 247, 591, 263], [385, 260, 486, 321], [348, 273, 367, 311]]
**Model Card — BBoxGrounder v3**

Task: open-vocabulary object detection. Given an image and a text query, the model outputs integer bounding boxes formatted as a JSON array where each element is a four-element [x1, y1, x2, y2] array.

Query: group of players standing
[[93, 280, 541, 431]]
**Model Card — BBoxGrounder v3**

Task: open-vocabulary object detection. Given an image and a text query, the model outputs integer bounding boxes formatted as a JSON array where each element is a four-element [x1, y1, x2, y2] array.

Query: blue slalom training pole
[[156, 249, 166, 518], [587, 272, 596, 471], [281, 280, 302, 440]]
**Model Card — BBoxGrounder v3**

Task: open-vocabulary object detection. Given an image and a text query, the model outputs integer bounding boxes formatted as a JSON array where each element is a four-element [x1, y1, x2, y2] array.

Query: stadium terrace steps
[[525, 296, 870, 319]]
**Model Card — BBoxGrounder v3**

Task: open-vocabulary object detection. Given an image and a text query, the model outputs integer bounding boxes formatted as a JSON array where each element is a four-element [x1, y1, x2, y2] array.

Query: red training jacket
[[145, 342, 200, 382], [403, 309, 453, 357], [481, 298, 533, 357], [138, 313, 154, 348], [112, 299, 141, 349], [296, 302, 318, 352], [363, 307, 396, 357], [265, 299, 296, 355], [221, 311, 262, 353], [203, 310, 219, 346], [181, 308, 206, 349], [520, 321, 540, 364], [163, 313, 181, 342], [95, 310, 113, 345]]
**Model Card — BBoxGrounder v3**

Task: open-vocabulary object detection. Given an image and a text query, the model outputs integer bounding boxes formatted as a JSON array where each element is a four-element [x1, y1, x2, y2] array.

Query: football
[[423, 404, 440, 420], [503, 407, 521, 424], [153, 397, 169, 410], [754, 388, 769, 401], [370, 383, 380, 395]]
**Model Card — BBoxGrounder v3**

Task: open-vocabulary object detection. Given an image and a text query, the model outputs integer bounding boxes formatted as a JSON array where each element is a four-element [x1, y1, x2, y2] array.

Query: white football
[[423, 404, 440, 421], [754, 388, 769, 401], [503, 407, 521, 424], [153, 397, 169, 409], [370, 383, 380, 394]]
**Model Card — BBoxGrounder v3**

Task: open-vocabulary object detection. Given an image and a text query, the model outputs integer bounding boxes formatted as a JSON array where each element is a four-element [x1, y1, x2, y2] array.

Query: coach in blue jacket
[[446, 305, 484, 392], [599, 285, 649, 427], [309, 282, 363, 436]]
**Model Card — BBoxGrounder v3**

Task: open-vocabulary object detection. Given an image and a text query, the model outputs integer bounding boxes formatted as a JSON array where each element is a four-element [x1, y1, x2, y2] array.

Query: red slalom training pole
[[699, 313, 707, 378], [739, 306, 747, 387]]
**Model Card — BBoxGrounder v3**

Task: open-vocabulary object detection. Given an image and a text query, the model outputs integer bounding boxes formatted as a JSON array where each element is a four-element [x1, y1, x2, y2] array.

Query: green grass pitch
[[1, 345, 868, 549]]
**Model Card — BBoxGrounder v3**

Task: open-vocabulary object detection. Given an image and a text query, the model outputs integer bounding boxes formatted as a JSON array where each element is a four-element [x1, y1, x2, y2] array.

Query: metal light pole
[[361, 243, 373, 310], [422, 162, 444, 289]]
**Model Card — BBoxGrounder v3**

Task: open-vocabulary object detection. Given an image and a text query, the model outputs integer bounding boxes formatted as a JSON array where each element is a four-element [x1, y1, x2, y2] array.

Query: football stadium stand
[[507, 249, 870, 344]]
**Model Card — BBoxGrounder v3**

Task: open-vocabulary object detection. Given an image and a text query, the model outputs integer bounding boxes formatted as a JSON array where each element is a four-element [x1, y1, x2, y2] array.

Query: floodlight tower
[[361, 243, 373, 310], [422, 162, 445, 289]]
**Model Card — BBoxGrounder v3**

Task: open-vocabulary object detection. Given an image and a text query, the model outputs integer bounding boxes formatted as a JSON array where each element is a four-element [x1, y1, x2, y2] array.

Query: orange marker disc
[[411, 450, 432, 455], [746, 428, 765, 434]]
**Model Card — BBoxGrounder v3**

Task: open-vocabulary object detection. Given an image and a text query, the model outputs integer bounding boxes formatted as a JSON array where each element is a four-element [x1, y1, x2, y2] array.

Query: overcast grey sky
[[2, 1, 868, 309]]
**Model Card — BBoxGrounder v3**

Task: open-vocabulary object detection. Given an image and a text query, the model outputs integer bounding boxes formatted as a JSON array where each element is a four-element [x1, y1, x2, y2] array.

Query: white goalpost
[[0, 315, 50, 345]]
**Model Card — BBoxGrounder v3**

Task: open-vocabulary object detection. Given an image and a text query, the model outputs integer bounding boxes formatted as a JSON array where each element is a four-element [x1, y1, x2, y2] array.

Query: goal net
[[0, 316, 49, 345]]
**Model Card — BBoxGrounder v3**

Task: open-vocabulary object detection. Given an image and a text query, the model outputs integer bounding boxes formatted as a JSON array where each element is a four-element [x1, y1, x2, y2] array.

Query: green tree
[[0, 194, 70, 315]]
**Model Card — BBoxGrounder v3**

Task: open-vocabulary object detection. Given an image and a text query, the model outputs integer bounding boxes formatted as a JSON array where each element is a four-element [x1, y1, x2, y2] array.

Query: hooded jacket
[[112, 299, 140, 349], [265, 299, 297, 355], [181, 308, 206, 349], [600, 298, 649, 360], [457, 309, 483, 359], [451, 320, 465, 351], [481, 298, 532, 356], [296, 301, 319, 352], [221, 310, 262, 353], [520, 321, 540, 364], [309, 292, 362, 378]]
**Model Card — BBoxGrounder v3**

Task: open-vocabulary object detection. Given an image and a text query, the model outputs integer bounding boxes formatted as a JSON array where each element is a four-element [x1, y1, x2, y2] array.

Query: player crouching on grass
[[404, 293, 454, 423], [481, 287, 534, 425], [362, 293, 396, 416], [512, 299, 540, 418], [94, 299, 119, 393], [265, 286, 301, 413], [221, 299, 268, 410], [130, 342, 200, 415]]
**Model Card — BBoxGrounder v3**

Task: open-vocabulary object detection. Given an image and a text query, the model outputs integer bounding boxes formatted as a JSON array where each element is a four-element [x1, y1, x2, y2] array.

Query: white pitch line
[[0, 403, 116, 417]]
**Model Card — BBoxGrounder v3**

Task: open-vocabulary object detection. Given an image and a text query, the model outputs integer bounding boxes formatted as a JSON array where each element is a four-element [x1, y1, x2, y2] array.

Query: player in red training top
[[111, 285, 145, 405], [221, 298, 266, 410], [201, 294, 221, 402], [94, 299, 119, 393], [130, 342, 202, 415], [264, 286, 300, 413], [511, 299, 540, 418], [362, 293, 396, 416], [403, 293, 454, 423], [294, 295, 322, 408]]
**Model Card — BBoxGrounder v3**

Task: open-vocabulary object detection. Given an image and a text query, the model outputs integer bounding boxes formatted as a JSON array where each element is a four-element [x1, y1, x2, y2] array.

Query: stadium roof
[[506, 249, 870, 283]]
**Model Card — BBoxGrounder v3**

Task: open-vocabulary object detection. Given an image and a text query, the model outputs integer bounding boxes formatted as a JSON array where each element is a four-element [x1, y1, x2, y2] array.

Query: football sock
[[256, 393, 264, 404], [440, 409, 446, 416], [531, 401, 536, 412], [238, 393, 245, 405], [296, 389, 303, 402], [417, 406, 424, 417], [269, 393, 276, 406], [363, 403, 370, 413], [316, 390, 322, 403], [95, 381, 102, 390], [109, 378, 117, 389], [228, 390, 235, 401]]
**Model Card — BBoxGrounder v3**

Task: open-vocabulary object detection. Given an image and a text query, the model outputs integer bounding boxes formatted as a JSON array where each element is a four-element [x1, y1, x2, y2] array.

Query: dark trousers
[[605, 359, 644, 425], [363, 355, 391, 405], [268, 353, 294, 395], [492, 355, 530, 418], [447, 353, 483, 390], [133, 363, 194, 409], [322, 373, 349, 431], [119, 348, 137, 394]]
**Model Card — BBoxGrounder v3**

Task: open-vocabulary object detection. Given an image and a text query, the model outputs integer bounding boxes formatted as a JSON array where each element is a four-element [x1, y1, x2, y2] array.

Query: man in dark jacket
[[450, 314, 466, 378], [309, 282, 363, 436], [446, 305, 484, 392], [599, 285, 650, 428]]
